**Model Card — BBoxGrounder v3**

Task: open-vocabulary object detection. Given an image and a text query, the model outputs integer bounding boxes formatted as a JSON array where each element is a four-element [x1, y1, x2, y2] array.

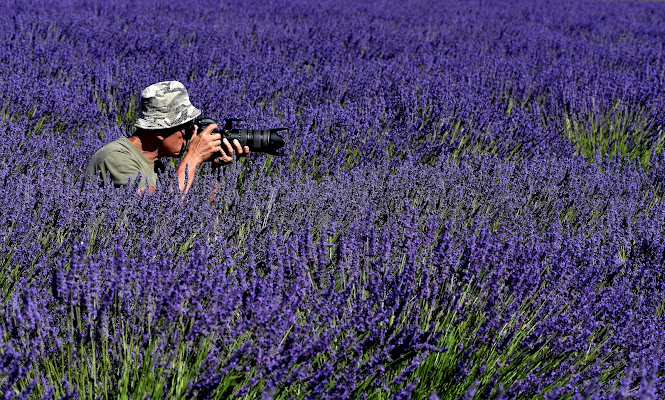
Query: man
[[84, 80, 249, 193]]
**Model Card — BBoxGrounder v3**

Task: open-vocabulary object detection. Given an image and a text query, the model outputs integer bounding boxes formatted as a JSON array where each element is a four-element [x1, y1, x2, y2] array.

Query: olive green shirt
[[84, 137, 158, 188]]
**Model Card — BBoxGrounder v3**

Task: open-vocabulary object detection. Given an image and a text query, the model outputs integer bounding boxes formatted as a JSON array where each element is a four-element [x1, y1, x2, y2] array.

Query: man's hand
[[184, 123, 222, 164], [212, 138, 250, 166]]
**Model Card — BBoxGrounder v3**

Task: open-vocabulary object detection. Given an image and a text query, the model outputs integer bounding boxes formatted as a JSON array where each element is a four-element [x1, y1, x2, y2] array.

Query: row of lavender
[[1, 0, 665, 398], [1, 0, 663, 168], [3, 148, 665, 397]]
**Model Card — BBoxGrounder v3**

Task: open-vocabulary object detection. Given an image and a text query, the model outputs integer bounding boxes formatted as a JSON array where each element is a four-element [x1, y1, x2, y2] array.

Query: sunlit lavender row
[[1, 0, 664, 398]]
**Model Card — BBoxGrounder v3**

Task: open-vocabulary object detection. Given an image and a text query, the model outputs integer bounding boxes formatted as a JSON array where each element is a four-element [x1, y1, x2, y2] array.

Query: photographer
[[83, 80, 249, 194]]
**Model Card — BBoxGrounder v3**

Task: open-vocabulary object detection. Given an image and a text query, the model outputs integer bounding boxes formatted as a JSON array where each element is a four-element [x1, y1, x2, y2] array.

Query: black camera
[[191, 116, 286, 156]]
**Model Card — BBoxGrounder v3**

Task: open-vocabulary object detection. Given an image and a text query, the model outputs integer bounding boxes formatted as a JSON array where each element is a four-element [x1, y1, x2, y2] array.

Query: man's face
[[158, 126, 187, 157]]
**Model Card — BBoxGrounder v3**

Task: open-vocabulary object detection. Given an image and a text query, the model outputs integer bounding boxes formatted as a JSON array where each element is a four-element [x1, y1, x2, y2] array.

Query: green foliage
[[563, 101, 664, 167]]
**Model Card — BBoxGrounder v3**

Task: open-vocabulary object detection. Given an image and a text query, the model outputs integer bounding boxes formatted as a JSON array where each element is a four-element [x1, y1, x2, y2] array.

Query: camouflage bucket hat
[[135, 81, 201, 130]]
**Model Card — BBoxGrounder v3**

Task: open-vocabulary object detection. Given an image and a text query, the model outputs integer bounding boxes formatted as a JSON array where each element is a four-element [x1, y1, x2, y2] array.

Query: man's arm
[[174, 123, 221, 193]]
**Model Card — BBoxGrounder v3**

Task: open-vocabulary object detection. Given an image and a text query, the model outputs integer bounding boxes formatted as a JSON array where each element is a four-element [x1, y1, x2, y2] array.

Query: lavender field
[[1, 0, 665, 398]]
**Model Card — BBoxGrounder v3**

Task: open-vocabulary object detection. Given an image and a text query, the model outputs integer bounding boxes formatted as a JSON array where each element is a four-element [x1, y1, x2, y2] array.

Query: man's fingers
[[209, 133, 222, 151], [211, 138, 246, 165], [213, 153, 232, 164], [217, 142, 232, 162], [232, 139, 243, 155], [201, 123, 218, 135], [222, 138, 234, 155]]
